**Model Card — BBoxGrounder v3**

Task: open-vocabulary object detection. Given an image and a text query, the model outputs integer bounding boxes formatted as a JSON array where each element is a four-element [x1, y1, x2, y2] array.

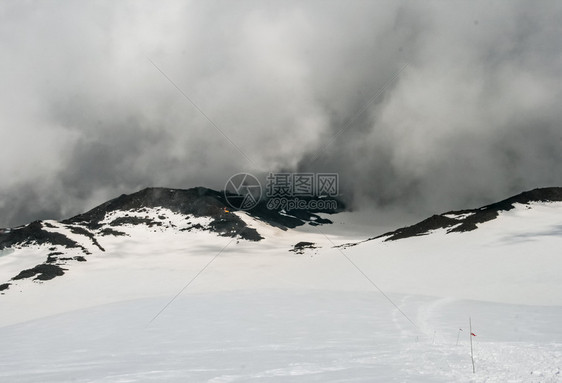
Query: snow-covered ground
[[1, 202, 561, 382]]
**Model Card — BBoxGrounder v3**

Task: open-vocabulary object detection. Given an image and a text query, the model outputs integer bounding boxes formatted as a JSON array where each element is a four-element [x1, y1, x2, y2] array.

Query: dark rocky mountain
[[63, 187, 263, 241], [0, 186, 342, 291], [6, 185, 558, 292], [376, 187, 562, 242], [64, 186, 343, 232], [1, 186, 343, 250]]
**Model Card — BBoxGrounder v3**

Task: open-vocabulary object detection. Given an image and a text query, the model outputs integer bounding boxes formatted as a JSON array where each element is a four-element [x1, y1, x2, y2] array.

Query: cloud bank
[[1, 1, 561, 227]]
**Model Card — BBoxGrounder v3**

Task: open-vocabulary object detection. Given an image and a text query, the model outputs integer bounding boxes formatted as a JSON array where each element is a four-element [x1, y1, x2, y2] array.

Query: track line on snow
[[313, 226, 418, 329]]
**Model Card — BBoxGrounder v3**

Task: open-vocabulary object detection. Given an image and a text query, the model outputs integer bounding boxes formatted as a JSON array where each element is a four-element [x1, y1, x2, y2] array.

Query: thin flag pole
[[456, 328, 463, 346], [469, 317, 475, 373]]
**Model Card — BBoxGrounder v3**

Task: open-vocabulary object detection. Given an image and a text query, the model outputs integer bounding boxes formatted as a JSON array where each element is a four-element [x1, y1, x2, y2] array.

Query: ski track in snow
[[1, 291, 560, 382]]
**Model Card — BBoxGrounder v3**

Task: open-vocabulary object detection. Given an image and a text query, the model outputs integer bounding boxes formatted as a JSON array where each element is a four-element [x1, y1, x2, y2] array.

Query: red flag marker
[[471, 332, 476, 336]]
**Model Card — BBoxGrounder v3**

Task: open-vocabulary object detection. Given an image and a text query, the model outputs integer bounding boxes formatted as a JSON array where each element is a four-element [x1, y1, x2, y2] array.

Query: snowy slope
[[1, 187, 561, 382], [0, 187, 339, 297], [341, 200, 562, 305]]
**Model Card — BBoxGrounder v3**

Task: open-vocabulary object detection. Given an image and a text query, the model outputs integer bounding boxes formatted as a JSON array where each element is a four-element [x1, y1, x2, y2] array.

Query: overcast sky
[[1, 1, 561, 228]]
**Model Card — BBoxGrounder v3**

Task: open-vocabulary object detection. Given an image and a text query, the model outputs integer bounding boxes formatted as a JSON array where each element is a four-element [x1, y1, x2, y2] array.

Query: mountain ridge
[[0, 186, 342, 291], [375, 186, 562, 242], [2, 186, 560, 293]]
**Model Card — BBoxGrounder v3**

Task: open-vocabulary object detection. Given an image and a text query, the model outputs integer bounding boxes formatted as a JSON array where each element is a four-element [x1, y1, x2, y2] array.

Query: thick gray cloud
[[1, 1, 561, 227]]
